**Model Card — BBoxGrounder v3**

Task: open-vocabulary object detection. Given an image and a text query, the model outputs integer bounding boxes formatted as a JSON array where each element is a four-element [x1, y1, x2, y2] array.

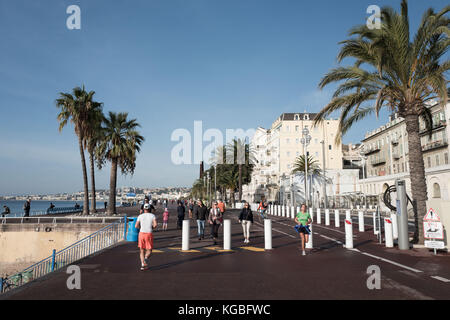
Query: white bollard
[[390, 212, 398, 240], [306, 224, 313, 249], [296, 207, 300, 220], [373, 211, 378, 235], [317, 208, 321, 224], [286, 206, 290, 218], [346, 210, 351, 221], [345, 219, 353, 249], [182, 220, 190, 251], [264, 219, 272, 250], [358, 211, 365, 232], [223, 219, 231, 250], [310, 208, 314, 222], [282, 206, 285, 217], [334, 209, 340, 227], [291, 206, 295, 219], [325, 209, 330, 226], [357, 205, 360, 210], [384, 218, 394, 248], [277, 205, 281, 216]]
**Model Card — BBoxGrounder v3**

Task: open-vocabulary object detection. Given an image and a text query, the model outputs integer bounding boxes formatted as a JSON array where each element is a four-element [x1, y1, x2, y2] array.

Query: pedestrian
[[1, 205, 10, 218], [238, 202, 253, 244], [135, 204, 157, 271], [163, 199, 168, 209], [104, 201, 107, 210], [194, 200, 208, 240], [140, 197, 155, 214], [257, 199, 268, 221], [162, 207, 169, 231], [294, 204, 312, 256], [177, 201, 185, 229], [208, 202, 223, 245], [23, 199, 31, 218], [188, 199, 194, 219], [218, 199, 226, 216]]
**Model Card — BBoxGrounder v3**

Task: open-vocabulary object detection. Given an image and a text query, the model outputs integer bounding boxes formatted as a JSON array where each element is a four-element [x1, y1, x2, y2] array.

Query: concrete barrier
[[345, 219, 353, 249], [325, 209, 330, 226], [334, 209, 340, 228], [384, 218, 394, 248], [390, 212, 398, 240], [264, 219, 272, 250], [358, 211, 365, 232], [223, 219, 231, 250], [182, 220, 190, 251], [306, 224, 313, 249]]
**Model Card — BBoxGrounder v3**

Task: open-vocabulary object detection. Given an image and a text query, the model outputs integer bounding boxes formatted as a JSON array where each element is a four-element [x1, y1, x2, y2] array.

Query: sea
[[0, 200, 103, 217]]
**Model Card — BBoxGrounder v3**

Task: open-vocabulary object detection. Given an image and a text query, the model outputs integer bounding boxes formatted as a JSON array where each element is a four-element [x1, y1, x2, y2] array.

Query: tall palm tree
[[314, 0, 449, 243], [56, 86, 99, 215], [85, 103, 104, 214], [292, 155, 330, 204], [98, 112, 144, 215], [226, 139, 256, 202]]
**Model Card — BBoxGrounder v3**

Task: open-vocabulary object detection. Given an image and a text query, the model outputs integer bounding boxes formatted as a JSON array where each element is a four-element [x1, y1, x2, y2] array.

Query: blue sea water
[[0, 200, 101, 216]]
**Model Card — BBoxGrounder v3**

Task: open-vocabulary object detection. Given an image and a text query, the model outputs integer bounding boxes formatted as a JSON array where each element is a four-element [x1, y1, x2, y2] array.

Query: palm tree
[[314, 0, 449, 243], [226, 139, 256, 202], [85, 103, 104, 214], [98, 112, 144, 215], [56, 86, 100, 215], [292, 155, 330, 204]]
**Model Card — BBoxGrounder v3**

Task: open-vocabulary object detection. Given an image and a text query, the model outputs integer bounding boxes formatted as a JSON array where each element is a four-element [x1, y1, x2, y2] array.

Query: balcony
[[391, 139, 399, 145], [420, 120, 447, 135], [370, 157, 386, 166], [422, 139, 449, 153], [364, 145, 381, 156], [392, 153, 401, 160]]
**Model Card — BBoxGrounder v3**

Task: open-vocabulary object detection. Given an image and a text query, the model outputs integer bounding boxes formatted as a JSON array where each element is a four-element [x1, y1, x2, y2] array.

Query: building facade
[[359, 100, 450, 207]]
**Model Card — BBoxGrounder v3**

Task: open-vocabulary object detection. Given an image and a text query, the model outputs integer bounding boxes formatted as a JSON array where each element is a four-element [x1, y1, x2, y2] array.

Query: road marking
[[431, 276, 450, 283], [253, 221, 297, 239], [240, 246, 265, 252], [359, 252, 423, 273]]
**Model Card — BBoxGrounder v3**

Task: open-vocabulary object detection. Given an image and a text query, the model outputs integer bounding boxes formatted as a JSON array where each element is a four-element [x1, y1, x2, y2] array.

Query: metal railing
[[1, 216, 124, 225], [6, 206, 83, 218], [0, 216, 127, 294]]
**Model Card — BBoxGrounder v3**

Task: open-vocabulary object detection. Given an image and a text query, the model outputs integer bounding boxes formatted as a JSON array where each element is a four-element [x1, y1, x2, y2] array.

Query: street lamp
[[300, 128, 311, 206], [359, 144, 368, 210]]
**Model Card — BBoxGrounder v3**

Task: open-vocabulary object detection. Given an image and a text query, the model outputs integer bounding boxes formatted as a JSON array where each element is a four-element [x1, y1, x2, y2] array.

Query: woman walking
[[239, 202, 253, 244], [294, 204, 312, 256], [208, 202, 223, 245], [162, 207, 169, 231]]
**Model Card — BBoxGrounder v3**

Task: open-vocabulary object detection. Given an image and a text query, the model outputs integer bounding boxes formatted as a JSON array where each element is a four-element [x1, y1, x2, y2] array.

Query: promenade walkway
[[2, 204, 449, 300]]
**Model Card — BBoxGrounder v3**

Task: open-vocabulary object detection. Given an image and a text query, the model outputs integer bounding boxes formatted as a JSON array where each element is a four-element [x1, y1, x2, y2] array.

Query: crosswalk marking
[[240, 246, 265, 252]]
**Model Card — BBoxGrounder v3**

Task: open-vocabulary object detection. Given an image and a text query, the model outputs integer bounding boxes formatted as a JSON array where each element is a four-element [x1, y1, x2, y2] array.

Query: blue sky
[[0, 0, 448, 195]]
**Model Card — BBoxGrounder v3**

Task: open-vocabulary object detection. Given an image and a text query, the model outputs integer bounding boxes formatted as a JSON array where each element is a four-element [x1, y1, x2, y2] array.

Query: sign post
[[423, 208, 444, 255]]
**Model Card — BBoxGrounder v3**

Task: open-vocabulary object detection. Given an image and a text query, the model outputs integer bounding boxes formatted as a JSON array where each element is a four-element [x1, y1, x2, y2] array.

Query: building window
[[445, 153, 449, 165], [427, 157, 431, 167], [304, 114, 309, 120], [433, 183, 441, 198], [294, 114, 300, 121], [329, 145, 332, 150], [295, 125, 299, 132], [436, 155, 440, 166]]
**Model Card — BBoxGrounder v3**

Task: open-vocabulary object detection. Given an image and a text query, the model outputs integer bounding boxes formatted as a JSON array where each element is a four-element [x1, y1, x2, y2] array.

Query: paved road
[[2, 204, 449, 300]]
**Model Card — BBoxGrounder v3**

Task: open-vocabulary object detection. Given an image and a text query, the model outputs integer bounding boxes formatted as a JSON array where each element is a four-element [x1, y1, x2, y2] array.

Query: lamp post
[[301, 128, 312, 206], [214, 165, 217, 201], [206, 172, 210, 205]]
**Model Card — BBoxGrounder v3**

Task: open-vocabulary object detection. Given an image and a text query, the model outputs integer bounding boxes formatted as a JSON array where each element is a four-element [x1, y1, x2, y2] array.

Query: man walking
[[135, 204, 157, 271], [177, 201, 185, 230], [23, 199, 31, 218], [218, 200, 226, 216], [194, 200, 208, 240]]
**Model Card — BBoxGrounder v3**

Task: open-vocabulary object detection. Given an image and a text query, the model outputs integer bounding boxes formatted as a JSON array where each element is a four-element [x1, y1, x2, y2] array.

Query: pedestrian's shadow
[[149, 251, 234, 271]]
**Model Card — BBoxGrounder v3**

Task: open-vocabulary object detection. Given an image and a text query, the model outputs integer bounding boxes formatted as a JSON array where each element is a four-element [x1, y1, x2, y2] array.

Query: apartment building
[[360, 100, 450, 202], [243, 112, 344, 203]]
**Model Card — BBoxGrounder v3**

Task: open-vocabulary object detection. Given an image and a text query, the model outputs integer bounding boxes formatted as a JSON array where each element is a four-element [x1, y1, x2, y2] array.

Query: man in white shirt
[[135, 204, 157, 271]]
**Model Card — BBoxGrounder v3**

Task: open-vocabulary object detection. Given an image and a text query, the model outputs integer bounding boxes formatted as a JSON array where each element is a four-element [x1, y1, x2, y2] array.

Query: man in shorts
[[135, 204, 157, 271]]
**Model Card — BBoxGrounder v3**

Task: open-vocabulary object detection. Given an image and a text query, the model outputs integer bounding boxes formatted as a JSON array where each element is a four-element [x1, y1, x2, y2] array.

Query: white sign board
[[424, 208, 440, 222], [424, 240, 445, 249], [423, 221, 444, 240]]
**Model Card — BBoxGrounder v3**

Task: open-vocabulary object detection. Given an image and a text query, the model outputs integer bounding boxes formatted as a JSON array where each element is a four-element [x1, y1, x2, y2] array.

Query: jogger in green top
[[294, 204, 312, 256]]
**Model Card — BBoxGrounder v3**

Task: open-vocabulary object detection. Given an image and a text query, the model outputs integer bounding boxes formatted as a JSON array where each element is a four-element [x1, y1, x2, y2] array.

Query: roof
[[278, 113, 319, 121]]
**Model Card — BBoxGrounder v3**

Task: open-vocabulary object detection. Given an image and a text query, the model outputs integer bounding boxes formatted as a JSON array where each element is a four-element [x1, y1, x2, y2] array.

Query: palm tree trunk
[[89, 151, 97, 214], [405, 113, 427, 244], [108, 158, 118, 215], [238, 164, 243, 202], [78, 136, 89, 215]]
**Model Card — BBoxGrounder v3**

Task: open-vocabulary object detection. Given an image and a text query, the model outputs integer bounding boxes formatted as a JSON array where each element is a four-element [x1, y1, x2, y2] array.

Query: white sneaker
[[302, 250, 306, 256]]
